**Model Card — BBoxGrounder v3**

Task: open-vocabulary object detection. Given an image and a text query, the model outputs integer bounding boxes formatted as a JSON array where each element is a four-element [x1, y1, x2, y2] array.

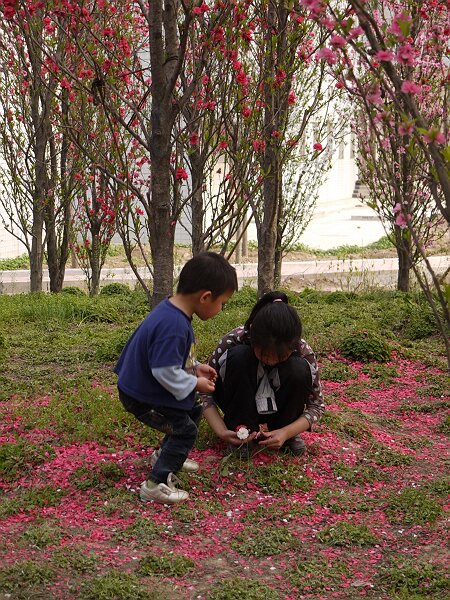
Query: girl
[[203, 291, 325, 455]]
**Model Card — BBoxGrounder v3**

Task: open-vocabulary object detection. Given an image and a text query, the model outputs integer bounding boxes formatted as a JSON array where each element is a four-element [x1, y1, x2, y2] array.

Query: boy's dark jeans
[[118, 389, 201, 485], [213, 345, 313, 432]]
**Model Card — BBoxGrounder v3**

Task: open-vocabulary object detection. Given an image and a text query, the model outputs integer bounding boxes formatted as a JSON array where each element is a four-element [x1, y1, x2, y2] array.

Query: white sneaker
[[139, 474, 189, 505], [150, 449, 199, 473]]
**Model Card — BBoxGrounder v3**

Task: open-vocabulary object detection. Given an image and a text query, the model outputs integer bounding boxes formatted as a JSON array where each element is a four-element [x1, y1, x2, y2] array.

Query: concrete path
[[1, 255, 449, 294]]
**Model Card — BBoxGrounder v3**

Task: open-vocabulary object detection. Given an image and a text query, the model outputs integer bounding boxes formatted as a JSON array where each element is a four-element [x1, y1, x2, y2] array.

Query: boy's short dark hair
[[177, 252, 238, 297]]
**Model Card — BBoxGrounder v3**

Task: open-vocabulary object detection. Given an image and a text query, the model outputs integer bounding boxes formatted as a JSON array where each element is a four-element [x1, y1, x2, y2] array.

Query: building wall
[[0, 223, 22, 259], [0, 139, 359, 260]]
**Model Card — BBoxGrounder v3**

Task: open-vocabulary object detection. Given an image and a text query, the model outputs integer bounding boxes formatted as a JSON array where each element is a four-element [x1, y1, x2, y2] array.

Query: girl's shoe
[[140, 473, 189, 504], [150, 448, 199, 473]]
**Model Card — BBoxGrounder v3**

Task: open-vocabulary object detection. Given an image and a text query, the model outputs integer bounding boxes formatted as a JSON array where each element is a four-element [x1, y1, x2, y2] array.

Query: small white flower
[[236, 426, 250, 440]]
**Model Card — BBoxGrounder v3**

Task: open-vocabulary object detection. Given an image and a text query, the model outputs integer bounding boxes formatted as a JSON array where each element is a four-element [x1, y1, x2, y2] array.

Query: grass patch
[[315, 487, 374, 513], [20, 522, 62, 549], [71, 461, 125, 490], [79, 571, 148, 600], [437, 414, 450, 435], [0, 485, 67, 517], [332, 461, 388, 484], [138, 553, 195, 577], [0, 559, 56, 593], [0, 439, 56, 481], [317, 522, 378, 547], [367, 443, 414, 466], [361, 362, 399, 384], [321, 410, 372, 439], [243, 502, 315, 524], [289, 557, 350, 592], [385, 488, 443, 525], [115, 518, 163, 544], [51, 545, 99, 572], [398, 399, 450, 414], [231, 525, 299, 557], [251, 460, 313, 495], [320, 360, 358, 382], [378, 559, 449, 597], [207, 577, 280, 600]]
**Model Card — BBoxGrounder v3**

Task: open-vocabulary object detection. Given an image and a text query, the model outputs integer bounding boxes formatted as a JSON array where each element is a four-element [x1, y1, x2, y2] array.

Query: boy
[[115, 252, 237, 504]]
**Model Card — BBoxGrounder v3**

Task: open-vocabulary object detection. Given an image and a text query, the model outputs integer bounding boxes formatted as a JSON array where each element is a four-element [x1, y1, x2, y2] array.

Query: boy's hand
[[196, 363, 217, 382], [196, 376, 215, 393]]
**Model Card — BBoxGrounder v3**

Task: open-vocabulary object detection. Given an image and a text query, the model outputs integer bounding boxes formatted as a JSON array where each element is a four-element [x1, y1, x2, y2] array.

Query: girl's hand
[[221, 430, 257, 445], [196, 377, 215, 393], [196, 363, 217, 382], [257, 429, 288, 450]]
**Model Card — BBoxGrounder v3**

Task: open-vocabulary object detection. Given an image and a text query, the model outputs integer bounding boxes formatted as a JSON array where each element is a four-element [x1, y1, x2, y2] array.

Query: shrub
[[340, 330, 391, 362], [99, 282, 132, 296], [0, 254, 29, 270], [60, 286, 87, 296]]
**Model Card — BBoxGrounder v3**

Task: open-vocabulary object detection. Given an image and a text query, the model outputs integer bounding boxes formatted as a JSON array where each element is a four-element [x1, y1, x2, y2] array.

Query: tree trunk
[[257, 170, 279, 295], [190, 153, 204, 255], [148, 153, 175, 307], [30, 209, 44, 292], [89, 225, 101, 296], [394, 226, 411, 292]]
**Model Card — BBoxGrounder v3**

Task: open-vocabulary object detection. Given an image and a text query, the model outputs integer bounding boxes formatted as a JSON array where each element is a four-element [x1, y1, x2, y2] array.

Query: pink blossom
[[330, 34, 347, 49], [375, 50, 394, 62], [398, 122, 414, 136], [423, 129, 446, 144], [288, 91, 296, 105], [348, 26, 364, 40], [401, 80, 421, 94], [313, 142, 323, 151], [241, 106, 252, 118], [315, 47, 337, 65], [300, 0, 326, 17], [395, 213, 409, 228], [367, 86, 382, 104], [389, 11, 412, 39], [396, 44, 415, 66], [252, 139, 266, 152]]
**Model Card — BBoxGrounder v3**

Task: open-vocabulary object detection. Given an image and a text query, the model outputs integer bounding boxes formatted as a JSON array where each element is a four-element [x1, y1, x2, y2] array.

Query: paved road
[[1, 255, 449, 294]]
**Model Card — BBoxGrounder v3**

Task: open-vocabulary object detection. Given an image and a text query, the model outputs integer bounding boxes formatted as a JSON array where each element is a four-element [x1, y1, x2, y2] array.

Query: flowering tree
[[227, 1, 342, 294], [0, 5, 83, 292], [355, 107, 444, 292], [299, 0, 449, 365]]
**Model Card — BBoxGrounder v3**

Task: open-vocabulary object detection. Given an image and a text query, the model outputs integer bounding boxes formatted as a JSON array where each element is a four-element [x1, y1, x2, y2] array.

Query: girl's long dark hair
[[245, 291, 302, 356]]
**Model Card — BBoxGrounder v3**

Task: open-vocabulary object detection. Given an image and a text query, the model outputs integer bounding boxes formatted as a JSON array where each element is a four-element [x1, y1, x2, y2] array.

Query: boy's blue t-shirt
[[114, 298, 196, 410]]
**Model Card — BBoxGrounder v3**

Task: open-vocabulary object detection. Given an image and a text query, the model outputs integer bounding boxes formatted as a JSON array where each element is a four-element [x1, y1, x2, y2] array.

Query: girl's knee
[[280, 356, 312, 386]]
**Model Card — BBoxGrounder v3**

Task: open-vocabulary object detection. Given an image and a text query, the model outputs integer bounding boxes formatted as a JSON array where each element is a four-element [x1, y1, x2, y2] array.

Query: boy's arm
[[152, 366, 214, 398]]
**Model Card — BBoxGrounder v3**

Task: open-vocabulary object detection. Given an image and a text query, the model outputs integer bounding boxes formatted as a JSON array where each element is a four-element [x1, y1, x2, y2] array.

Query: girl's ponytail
[[245, 291, 288, 329]]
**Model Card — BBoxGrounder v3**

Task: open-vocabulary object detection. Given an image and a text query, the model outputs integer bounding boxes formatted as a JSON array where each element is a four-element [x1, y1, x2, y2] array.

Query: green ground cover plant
[[0, 288, 448, 599]]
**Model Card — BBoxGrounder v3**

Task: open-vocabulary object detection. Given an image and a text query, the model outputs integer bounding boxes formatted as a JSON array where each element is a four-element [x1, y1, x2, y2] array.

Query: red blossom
[[176, 167, 189, 181]]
